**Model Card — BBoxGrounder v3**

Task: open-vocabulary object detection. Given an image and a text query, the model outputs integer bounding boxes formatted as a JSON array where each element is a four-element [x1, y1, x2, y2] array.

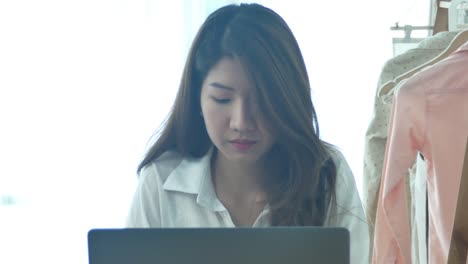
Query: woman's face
[[200, 57, 275, 165]]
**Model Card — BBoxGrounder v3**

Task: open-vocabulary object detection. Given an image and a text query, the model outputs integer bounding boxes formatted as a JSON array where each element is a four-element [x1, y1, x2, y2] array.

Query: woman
[[126, 3, 369, 263]]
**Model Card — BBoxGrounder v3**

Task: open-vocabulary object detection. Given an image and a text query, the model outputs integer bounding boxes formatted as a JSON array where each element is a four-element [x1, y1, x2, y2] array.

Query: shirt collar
[[162, 148, 226, 211], [416, 30, 461, 49], [457, 40, 468, 52]]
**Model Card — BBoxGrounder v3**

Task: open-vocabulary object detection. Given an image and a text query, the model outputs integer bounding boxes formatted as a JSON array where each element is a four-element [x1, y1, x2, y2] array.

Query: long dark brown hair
[[138, 3, 337, 226]]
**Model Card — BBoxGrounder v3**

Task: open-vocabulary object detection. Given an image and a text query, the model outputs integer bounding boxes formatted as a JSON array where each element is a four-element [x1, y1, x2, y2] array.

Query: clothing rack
[[390, 23, 433, 43]]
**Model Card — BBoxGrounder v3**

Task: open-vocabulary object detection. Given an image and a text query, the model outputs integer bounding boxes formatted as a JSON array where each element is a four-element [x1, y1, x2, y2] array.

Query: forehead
[[203, 57, 255, 94]]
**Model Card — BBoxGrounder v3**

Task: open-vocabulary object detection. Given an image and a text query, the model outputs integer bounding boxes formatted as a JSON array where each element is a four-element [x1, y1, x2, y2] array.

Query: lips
[[230, 139, 256, 144], [229, 139, 256, 151]]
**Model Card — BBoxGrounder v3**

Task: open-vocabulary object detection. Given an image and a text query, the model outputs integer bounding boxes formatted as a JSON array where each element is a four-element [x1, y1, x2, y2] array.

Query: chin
[[226, 151, 265, 164], [215, 143, 268, 164]]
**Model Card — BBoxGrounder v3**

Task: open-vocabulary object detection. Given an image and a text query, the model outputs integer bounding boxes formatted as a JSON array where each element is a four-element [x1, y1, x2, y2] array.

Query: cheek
[[263, 130, 275, 145], [202, 104, 228, 133], [259, 123, 276, 146]]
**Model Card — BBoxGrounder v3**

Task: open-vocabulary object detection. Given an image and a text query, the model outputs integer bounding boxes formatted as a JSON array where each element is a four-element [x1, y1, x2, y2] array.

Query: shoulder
[[323, 144, 362, 215], [324, 145, 369, 264], [139, 150, 185, 184], [138, 150, 212, 195], [126, 151, 185, 228], [325, 144, 346, 166], [324, 144, 353, 183]]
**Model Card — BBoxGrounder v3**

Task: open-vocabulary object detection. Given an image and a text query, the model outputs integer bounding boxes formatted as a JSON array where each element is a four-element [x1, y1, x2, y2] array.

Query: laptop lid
[[88, 227, 349, 264]]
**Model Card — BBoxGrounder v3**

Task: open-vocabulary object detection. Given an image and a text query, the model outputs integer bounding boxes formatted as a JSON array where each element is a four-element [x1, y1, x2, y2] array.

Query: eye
[[211, 96, 231, 104]]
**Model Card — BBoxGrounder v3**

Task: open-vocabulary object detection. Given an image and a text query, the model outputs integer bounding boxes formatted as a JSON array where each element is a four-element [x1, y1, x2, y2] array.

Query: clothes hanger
[[378, 1, 468, 97], [378, 29, 468, 97]]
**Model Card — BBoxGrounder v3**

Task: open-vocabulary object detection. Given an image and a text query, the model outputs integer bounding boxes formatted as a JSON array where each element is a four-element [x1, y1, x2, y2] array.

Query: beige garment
[[363, 31, 459, 264]]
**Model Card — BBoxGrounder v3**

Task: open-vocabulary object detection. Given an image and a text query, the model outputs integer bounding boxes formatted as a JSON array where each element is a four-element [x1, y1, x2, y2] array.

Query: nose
[[229, 100, 256, 132]]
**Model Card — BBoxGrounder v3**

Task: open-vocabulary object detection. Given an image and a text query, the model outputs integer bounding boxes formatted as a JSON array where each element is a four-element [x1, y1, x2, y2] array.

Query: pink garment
[[373, 42, 468, 264]]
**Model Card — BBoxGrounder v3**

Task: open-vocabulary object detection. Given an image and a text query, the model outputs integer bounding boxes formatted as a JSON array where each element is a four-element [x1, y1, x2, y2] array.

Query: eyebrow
[[208, 82, 235, 91]]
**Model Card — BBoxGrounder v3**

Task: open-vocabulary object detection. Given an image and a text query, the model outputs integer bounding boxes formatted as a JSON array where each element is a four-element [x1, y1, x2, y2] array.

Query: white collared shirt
[[126, 147, 369, 264]]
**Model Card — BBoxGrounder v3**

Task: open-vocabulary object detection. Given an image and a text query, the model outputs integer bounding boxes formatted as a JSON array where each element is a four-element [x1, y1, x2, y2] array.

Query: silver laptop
[[88, 227, 349, 264]]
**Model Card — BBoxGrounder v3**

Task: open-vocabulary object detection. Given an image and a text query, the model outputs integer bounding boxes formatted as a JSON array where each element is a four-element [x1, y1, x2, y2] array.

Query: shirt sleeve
[[125, 163, 162, 227], [326, 148, 370, 264], [372, 80, 426, 263]]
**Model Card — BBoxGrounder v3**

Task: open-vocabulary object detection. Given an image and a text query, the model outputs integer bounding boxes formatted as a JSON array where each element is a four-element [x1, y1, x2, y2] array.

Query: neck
[[211, 151, 266, 202]]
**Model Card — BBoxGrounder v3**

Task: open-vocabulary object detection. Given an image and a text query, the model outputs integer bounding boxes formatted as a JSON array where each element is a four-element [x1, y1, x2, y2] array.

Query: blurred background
[[0, 0, 432, 263]]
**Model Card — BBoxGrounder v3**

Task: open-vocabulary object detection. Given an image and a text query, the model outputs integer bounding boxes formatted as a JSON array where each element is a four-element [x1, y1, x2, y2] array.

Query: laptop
[[88, 227, 349, 264]]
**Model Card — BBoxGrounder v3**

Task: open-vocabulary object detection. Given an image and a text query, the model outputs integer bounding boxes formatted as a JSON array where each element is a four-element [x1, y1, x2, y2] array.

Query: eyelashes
[[210, 96, 232, 104]]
